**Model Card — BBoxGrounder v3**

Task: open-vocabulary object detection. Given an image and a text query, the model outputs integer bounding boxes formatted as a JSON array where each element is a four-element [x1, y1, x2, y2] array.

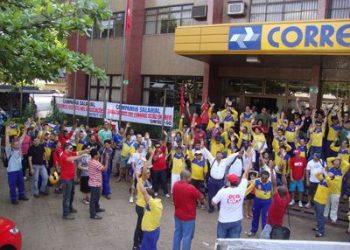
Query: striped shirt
[[88, 159, 104, 187]]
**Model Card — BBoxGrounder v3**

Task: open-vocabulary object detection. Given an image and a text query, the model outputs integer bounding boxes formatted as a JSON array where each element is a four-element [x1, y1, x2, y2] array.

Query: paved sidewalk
[[0, 167, 348, 250]]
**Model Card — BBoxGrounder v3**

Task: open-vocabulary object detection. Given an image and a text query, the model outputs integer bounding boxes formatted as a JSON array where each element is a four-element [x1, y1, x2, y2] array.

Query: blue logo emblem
[[229, 26, 262, 50]]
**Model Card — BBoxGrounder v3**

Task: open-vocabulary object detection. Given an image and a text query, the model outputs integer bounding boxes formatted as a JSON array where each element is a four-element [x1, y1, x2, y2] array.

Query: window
[[329, 0, 350, 19], [145, 5, 193, 35], [142, 76, 203, 107], [93, 12, 125, 39], [250, 0, 318, 22], [88, 75, 121, 102]]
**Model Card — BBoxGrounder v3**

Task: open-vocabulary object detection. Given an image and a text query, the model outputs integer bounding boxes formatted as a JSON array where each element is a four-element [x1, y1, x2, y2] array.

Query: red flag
[[125, 0, 131, 35], [180, 81, 185, 116]]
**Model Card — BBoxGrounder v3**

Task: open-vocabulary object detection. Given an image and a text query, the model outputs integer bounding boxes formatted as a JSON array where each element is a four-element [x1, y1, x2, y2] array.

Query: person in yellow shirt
[[170, 145, 186, 193], [295, 137, 308, 159], [207, 104, 219, 131], [324, 157, 350, 223], [137, 173, 163, 250], [313, 172, 334, 237], [190, 150, 208, 206], [210, 136, 225, 157], [272, 128, 287, 154], [118, 133, 134, 183], [240, 106, 254, 130], [134, 166, 153, 249], [308, 109, 328, 160], [237, 126, 251, 149], [326, 110, 342, 158], [330, 140, 350, 163], [245, 170, 272, 236], [284, 120, 303, 156]]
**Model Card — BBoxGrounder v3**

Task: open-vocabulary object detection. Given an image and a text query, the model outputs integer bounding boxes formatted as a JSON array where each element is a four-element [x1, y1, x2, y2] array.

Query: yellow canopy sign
[[175, 19, 350, 55]]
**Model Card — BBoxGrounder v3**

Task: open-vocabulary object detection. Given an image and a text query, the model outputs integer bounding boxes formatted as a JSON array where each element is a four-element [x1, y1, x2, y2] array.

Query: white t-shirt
[[306, 159, 326, 183], [212, 178, 248, 223], [227, 153, 244, 177], [129, 152, 146, 174]]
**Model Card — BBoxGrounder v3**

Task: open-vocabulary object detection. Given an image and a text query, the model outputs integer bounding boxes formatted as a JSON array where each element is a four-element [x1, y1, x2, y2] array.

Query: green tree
[[0, 0, 111, 85]]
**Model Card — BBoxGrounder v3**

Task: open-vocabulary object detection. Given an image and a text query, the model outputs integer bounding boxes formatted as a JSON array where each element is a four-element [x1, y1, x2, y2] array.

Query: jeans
[[208, 177, 225, 210], [61, 179, 75, 217], [251, 198, 272, 234], [152, 170, 168, 195], [217, 220, 242, 239], [141, 227, 160, 250], [172, 217, 195, 250], [89, 186, 101, 217], [314, 201, 325, 234], [133, 205, 145, 247], [7, 170, 25, 201], [32, 164, 48, 195], [102, 164, 111, 196]]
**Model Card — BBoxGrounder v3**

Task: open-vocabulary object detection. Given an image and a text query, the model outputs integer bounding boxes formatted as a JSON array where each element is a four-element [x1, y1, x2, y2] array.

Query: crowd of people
[[3, 97, 350, 249]]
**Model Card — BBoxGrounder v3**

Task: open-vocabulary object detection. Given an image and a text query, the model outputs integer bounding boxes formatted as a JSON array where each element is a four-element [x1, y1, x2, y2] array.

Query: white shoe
[[200, 204, 205, 210], [154, 192, 158, 197], [305, 202, 311, 209], [289, 200, 295, 206], [23, 176, 27, 181], [298, 201, 303, 207], [165, 194, 170, 198], [129, 196, 134, 203]]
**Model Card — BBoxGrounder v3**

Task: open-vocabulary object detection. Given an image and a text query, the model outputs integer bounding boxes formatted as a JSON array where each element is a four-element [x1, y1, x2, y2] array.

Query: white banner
[[55, 97, 174, 127]]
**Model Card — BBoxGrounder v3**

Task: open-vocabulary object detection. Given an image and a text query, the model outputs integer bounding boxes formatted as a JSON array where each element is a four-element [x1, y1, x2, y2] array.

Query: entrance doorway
[[249, 97, 277, 111]]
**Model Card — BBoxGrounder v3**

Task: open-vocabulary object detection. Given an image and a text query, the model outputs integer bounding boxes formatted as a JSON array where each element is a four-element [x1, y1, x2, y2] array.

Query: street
[[0, 167, 348, 250]]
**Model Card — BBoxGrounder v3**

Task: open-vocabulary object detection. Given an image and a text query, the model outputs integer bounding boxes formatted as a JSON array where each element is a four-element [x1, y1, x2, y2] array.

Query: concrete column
[[66, 32, 87, 99], [123, 0, 145, 104], [308, 0, 330, 109], [202, 0, 224, 104]]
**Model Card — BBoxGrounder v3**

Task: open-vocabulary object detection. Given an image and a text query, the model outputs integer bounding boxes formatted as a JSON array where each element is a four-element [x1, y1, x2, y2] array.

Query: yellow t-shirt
[[121, 141, 134, 157], [285, 127, 297, 143], [326, 158, 350, 194], [252, 133, 266, 151], [314, 178, 330, 205], [210, 140, 225, 156], [191, 159, 208, 181], [172, 152, 185, 175], [246, 179, 272, 200], [310, 128, 324, 147], [141, 198, 163, 232], [136, 179, 149, 208]]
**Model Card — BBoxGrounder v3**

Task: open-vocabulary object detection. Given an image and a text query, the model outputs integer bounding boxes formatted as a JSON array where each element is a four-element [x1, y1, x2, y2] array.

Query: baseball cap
[[227, 174, 240, 184], [294, 149, 301, 155], [194, 150, 202, 155]]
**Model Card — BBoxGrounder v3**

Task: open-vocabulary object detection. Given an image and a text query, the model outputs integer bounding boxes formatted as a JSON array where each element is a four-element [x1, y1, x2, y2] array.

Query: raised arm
[[201, 146, 215, 164], [269, 160, 277, 195], [242, 148, 254, 180]]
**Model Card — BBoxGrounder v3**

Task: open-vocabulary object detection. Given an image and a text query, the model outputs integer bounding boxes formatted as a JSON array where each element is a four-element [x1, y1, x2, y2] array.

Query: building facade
[[67, 0, 350, 113]]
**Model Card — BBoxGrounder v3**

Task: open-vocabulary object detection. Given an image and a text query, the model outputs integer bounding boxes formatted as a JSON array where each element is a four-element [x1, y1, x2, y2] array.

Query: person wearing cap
[[188, 149, 207, 206], [289, 149, 307, 207], [324, 157, 350, 224], [308, 109, 328, 160], [211, 148, 254, 239], [98, 121, 112, 145], [260, 159, 290, 239], [201, 144, 247, 213], [305, 152, 326, 209]]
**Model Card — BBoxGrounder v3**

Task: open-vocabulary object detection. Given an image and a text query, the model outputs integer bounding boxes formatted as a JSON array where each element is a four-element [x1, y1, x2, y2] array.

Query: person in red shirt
[[152, 142, 169, 197], [289, 149, 307, 207], [60, 143, 90, 220], [260, 160, 290, 239], [172, 170, 206, 250]]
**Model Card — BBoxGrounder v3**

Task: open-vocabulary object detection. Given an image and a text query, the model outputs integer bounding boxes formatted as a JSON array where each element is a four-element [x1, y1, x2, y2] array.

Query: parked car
[[0, 217, 21, 250]]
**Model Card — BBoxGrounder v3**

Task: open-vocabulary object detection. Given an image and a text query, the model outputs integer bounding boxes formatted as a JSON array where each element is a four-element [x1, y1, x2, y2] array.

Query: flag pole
[[118, 0, 130, 127], [86, 26, 94, 126], [73, 31, 80, 121]]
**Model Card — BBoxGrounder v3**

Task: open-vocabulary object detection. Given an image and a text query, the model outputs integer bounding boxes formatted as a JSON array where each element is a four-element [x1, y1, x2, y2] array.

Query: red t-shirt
[[289, 157, 306, 180], [193, 130, 206, 142], [267, 192, 290, 226], [189, 115, 202, 127], [173, 181, 203, 221], [60, 151, 77, 180], [152, 151, 167, 172], [58, 132, 73, 149], [200, 103, 209, 124]]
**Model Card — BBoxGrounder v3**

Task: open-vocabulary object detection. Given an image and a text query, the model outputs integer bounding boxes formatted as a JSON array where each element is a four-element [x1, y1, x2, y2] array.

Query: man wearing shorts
[[306, 153, 326, 208], [289, 149, 306, 207]]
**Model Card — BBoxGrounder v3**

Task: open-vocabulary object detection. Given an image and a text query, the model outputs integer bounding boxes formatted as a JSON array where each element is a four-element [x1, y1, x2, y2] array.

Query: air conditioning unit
[[228, 2, 245, 16], [192, 5, 208, 20]]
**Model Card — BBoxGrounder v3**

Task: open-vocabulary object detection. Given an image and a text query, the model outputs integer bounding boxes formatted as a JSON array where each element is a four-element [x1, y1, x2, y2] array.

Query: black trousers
[[152, 170, 168, 195], [22, 155, 29, 177], [133, 205, 145, 247], [89, 186, 101, 217]]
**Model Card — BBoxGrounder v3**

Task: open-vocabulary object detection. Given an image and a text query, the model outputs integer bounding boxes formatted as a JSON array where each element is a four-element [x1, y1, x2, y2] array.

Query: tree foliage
[[0, 0, 111, 85]]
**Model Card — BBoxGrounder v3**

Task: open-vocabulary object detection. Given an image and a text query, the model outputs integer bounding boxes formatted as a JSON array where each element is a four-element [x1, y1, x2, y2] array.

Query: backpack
[[270, 226, 290, 240], [2, 147, 11, 168]]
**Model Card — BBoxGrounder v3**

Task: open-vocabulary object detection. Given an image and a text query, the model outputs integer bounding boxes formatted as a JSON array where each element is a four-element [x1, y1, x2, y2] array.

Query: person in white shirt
[[201, 146, 243, 213], [212, 149, 253, 238], [129, 144, 147, 203], [226, 149, 245, 177], [305, 152, 326, 208]]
